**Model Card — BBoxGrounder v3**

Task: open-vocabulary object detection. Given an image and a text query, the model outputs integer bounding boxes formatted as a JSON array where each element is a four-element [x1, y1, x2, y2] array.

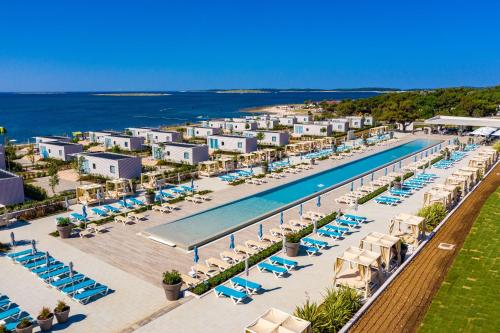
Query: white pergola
[[425, 115, 500, 128]]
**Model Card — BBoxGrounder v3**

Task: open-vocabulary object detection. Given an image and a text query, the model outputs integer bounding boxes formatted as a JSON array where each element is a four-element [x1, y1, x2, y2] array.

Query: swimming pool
[[147, 139, 441, 249]]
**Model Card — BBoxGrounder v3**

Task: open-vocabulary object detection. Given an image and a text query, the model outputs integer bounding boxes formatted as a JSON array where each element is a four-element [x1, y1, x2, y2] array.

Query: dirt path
[[349, 162, 500, 333]]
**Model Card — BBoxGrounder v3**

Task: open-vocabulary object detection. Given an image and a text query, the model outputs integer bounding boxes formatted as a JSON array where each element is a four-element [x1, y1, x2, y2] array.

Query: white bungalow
[[327, 118, 350, 132], [127, 127, 181, 143], [0, 144, 5, 170], [103, 134, 145, 151], [38, 141, 83, 161], [364, 115, 374, 126], [185, 126, 222, 139], [225, 121, 258, 133], [243, 130, 289, 147], [206, 119, 228, 129], [34, 135, 72, 145], [295, 114, 312, 123], [152, 142, 209, 165], [74, 152, 141, 179], [88, 130, 121, 144], [277, 116, 297, 127], [293, 123, 332, 137], [346, 116, 365, 129], [257, 119, 279, 129], [207, 134, 258, 154], [0, 169, 24, 206]]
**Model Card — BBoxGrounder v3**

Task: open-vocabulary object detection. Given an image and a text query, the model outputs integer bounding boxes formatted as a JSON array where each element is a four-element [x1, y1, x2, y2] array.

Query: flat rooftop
[[208, 134, 251, 139], [160, 142, 204, 148], [425, 115, 500, 127], [41, 140, 80, 147], [35, 135, 71, 140], [85, 152, 133, 160], [0, 169, 18, 179]]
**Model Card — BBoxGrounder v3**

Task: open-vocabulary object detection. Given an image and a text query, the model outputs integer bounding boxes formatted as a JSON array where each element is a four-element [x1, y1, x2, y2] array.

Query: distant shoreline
[[93, 93, 171, 97]]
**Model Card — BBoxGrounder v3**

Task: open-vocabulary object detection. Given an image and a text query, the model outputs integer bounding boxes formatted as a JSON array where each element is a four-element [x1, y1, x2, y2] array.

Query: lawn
[[419, 188, 500, 333]]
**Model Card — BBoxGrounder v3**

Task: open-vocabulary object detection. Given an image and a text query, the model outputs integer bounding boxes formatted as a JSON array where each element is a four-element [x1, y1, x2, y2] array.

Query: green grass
[[419, 188, 500, 333]]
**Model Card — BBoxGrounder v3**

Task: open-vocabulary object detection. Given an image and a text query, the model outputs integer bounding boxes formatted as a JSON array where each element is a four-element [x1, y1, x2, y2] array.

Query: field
[[419, 187, 500, 333]]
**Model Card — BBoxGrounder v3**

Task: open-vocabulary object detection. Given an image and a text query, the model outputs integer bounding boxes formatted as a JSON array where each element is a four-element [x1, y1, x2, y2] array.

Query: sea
[[0, 90, 379, 143]]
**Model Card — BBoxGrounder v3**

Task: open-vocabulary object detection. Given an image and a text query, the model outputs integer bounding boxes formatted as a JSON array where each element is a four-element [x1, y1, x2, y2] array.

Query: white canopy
[[492, 129, 500, 137], [470, 127, 498, 136]]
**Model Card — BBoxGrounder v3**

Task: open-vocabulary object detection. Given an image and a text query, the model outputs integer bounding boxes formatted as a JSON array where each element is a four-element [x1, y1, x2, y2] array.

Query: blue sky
[[0, 0, 499, 91]]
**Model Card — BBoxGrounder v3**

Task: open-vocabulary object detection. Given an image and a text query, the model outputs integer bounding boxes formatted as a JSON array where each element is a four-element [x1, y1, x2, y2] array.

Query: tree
[[48, 162, 59, 195], [255, 132, 265, 142], [26, 144, 35, 166], [72, 156, 86, 184]]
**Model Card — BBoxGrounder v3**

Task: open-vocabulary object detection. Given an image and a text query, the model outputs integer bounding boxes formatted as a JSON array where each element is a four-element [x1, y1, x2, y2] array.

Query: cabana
[[198, 161, 220, 177], [480, 148, 498, 161], [431, 184, 459, 203], [238, 153, 257, 167], [459, 166, 481, 183], [218, 157, 236, 173], [105, 179, 134, 199], [369, 126, 389, 136], [423, 189, 452, 209], [285, 143, 301, 156], [477, 151, 496, 165], [76, 184, 104, 205], [140, 171, 167, 190], [253, 148, 276, 163], [452, 169, 476, 187], [445, 174, 469, 194], [359, 232, 402, 271], [333, 246, 383, 298], [389, 213, 425, 248], [468, 157, 489, 174], [245, 308, 312, 333]]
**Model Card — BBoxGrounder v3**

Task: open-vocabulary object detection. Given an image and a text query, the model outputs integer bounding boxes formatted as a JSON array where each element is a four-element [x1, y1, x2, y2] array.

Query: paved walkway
[[348, 161, 500, 333]]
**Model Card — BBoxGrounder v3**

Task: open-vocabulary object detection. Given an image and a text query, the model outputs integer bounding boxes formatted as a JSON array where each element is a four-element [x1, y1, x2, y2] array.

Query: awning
[[470, 127, 497, 136], [492, 129, 500, 137]]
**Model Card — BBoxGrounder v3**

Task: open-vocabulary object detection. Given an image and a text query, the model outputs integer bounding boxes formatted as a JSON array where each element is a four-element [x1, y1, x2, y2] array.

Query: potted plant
[[285, 232, 301, 257], [162, 270, 183, 301], [15, 318, 33, 333], [54, 300, 70, 324], [0, 324, 10, 333], [144, 188, 156, 205], [56, 217, 73, 239], [37, 307, 54, 331]]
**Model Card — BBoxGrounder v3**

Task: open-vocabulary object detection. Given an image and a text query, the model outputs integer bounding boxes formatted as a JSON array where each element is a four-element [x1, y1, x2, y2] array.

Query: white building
[[103, 134, 145, 151], [257, 119, 279, 130], [127, 127, 181, 143], [326, 118, 350, 132], [346, 116, 364, 129], [225, 121, 258, 133], [206, 119, 227, 129], [293, 123, 332, 137], [75, 152, 141, 179], [152, 142, 209, 165], [277, 117, 297, 127], [295, 114, 312, 123], [207, 134, 258, 154], [34, 135, 72, 145], [39, 141, 83, 161], [88, 130, 121, 144], [363, 115, 374, 126], [243, 130, 289, 147], [185, 126, 222, 139]]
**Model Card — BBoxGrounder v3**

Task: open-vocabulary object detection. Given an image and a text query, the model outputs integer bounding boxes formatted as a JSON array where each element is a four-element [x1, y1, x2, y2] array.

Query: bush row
[[191, 212, 337, 295]]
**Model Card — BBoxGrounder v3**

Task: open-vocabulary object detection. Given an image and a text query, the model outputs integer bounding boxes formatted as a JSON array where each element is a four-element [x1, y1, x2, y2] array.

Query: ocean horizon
[[0, 90, 379, 142]]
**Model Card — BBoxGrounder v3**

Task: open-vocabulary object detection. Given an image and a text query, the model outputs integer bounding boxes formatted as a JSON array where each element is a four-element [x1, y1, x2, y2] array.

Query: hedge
[[191, 212, 337, 295], [357, 171, 414, 205], [418, 154, 444, 169]]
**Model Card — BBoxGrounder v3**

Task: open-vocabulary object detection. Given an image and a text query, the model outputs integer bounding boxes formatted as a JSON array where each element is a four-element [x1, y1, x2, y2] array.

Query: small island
[[215, 89, 270, 94]]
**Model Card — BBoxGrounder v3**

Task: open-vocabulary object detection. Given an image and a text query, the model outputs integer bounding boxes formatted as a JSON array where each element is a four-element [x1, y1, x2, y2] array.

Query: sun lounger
[[261, 234, 282, 244], [91, 208, 108, 217], [220, 251, 245, 264], [0, 307, 21, 321], [301, 237, 328, 249], [230, 276, 262, 295], [181, 274, 201, 287], [50, 274, 86, 289], [302, 245, 320, 256], [289, 219, 310, 228], [114, 215, 133, 225], [335, 195, 357, 204], [324, 224, 349, 234], [86, 223, 108, 234], [24, 257, 56, 270], [152, 205, 170, 214], [269, 256, 298, 270], [70, 213, 87, 222], [335, 218, 359, 228], [270, 228, 288, 237], [214, 285, 248, 305], [129, 198, 144, 206], [73, 285, 109, 304], [61, 279, 96, 296], [79, 228, 93, 238], [185, 196, 204, 204], [32, 263, 64, 275], [234, 245, 258, 256], [104, 205, 120, 213], [389, 189, 411, 197], [375, 197, 399, 206], [7, 249, 32, 259], [194, 194, 211, 201], [193, 264, 218, 278], [128, 212, 147, 221], [206, 258, 231, 271], [245, 240, 270, 251], [0, 297, 12, 311], [318, 228, 342, 239], [117, 200, 132, 209], [343, 214, 367, 223], [15, 252, 46, 264], [257, 262, 287, 278], [280, 224, 302, 233], [303, 211, 326, 221], [38, 266, 70, 281], [379, 195, 401, 202]]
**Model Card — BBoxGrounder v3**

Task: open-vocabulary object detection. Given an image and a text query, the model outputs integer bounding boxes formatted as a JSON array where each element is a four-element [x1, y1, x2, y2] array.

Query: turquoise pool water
[[147, 139, 441, 249]]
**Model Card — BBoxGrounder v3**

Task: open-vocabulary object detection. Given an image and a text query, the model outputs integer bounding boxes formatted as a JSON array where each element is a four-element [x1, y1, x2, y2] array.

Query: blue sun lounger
[[324, 224, 349, 234], [335, 219, 359, 229], [230, 277, 262, 295], [375, 197, 399, 205], [318, 228, 342, 239], [171, 187, 186, 194], [257, 262, 287, 278], [0, 297, 11, 311], [117, 200, 130, 208], [129, 198, 144, 206], [50, 274, 86, 289], [24, 257, 56, 270], [104, 205, 120, 213], [91, 208, 108, 217], [301, 245, 320, 256], [71, 213, 87, 222], [7, 249, 32, 259], [0, 307, 21, 322], [343, 214, 367, 223], [32, 263, 64, 275], [301, 237, 328, 249], [61, 279, 97, 296], [73, 285, 109, 304], [214, 285, 248, 305], [14, 252, 46, 264], [269, 256, 298, 270], [160, 190, 175, 198], [389, 189, 411, 197], [38, 266, 70, 281]]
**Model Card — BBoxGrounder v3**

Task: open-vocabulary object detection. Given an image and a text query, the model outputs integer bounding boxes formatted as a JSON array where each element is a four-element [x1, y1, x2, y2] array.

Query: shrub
[[55, 300, 69, 313], [286, 232, 302, 243], [294, 299, 325, 333], [38, 307, 52, 320], [357, 185, 388, 204], [493, 141, 500, 153], [16, 318, 32, 329], [162, 270, 182, 285], [23, 183, 48, 201], [56, 217, 71, 227], [418, 203, 447, 231]]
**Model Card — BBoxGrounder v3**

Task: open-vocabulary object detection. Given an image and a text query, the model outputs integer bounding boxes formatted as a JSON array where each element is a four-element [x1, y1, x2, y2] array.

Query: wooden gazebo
[[105, 179, 134, 199], [76, 184, 104, 205]]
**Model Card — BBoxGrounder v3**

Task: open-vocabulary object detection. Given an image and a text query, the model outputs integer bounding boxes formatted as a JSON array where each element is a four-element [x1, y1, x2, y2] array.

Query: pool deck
[[0, 133, 472, 333]]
